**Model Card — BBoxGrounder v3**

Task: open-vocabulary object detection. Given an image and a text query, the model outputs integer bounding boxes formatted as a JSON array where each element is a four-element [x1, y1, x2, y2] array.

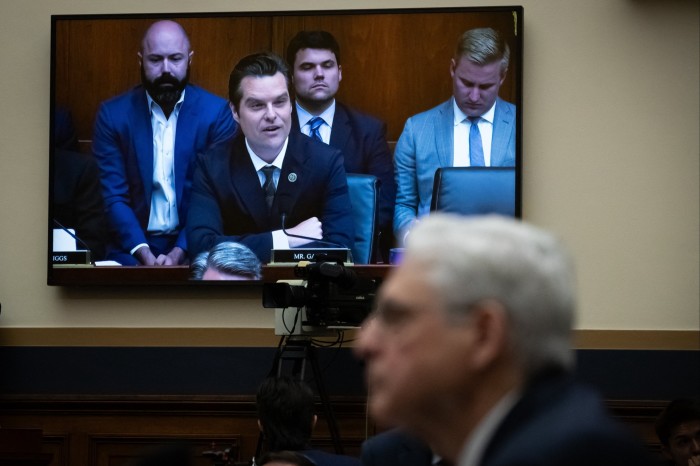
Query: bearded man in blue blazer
[[393, 28, 516, 243], [186, 52, 354, 264], [92, 20, 236, 266], [286, 31, 396, 262]]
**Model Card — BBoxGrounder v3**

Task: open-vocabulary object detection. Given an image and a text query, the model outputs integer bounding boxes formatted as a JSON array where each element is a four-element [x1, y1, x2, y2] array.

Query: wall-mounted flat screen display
[[48, 7, 523, 285]]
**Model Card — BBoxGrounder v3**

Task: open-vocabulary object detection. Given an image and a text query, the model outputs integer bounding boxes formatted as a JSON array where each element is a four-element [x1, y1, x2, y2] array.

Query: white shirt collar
[[453, 98, 496, 126], [296, 100, 336, 129], [457, 390, 520, 466], [246, 137, 288, 172]]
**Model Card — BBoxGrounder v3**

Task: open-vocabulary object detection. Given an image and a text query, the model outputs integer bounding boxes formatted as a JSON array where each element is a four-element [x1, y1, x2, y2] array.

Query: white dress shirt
[[245, 137, 290, 250], [452, 100, 496, 167], [296, 100, 336, 144], [146, 90, 185, 234], [130, 90, 185, 255], [457, 390, 520, 466]]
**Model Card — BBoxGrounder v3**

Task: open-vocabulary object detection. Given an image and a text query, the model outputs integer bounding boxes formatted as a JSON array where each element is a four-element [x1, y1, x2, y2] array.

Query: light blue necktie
[[308, 116, 324, 142], [468, 116, 485, 167]]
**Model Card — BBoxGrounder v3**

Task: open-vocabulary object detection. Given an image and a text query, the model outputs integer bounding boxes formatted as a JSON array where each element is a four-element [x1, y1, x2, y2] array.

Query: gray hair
[[406, 214, 576, 377], [190, 241, 262, 280], [456, 27, 510, 75]]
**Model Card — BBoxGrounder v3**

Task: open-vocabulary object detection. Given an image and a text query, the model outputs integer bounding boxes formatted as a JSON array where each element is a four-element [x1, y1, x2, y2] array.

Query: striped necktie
[[468, 116, 485, 167], [308, 116, 324, 142]]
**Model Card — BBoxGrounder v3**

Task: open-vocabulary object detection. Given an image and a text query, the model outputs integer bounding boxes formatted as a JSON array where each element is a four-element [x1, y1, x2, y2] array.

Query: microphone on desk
[[53, 219, 92, 251], [278, 196, 346, 249], [52, 218, 93, 264]]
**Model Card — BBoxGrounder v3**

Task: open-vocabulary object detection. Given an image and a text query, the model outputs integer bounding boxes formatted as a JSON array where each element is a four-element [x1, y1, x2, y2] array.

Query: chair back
[[347, 174, 379, 264], [430, 167, 516, 216]]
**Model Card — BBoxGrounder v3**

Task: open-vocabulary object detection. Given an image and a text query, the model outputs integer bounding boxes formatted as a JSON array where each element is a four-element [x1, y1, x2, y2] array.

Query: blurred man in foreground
[[355, 214, 656, 466]]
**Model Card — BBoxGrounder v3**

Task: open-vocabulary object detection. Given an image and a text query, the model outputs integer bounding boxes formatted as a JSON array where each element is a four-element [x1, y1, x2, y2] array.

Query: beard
[[141, 65, 189, 114]]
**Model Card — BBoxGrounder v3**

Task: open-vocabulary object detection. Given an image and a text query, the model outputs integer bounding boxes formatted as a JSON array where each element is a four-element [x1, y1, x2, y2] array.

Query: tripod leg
[[307, 345, 343, 454]]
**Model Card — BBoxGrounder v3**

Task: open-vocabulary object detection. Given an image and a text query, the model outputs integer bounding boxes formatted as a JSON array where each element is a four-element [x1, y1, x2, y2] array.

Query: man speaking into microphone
[[187, 52, 354, 263]]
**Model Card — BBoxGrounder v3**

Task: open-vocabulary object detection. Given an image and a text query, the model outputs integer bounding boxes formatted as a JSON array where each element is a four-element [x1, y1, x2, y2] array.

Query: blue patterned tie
[[261, 165, 276, 210], [468, 116, 485, 167], [308, 116, 324, 142]]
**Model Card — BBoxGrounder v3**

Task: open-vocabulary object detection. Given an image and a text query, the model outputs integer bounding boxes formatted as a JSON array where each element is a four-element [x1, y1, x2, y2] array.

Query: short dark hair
[[228, 52, 289, 111], [286, 30, 341, 69], [257, 450, 315, 466], [655, 398, 700, 446], [256, 377, 315, 451]]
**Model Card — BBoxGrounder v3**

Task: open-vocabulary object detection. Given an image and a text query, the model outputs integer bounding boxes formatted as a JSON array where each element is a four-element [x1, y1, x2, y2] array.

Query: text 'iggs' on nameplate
[[51, 250, 92, 266]]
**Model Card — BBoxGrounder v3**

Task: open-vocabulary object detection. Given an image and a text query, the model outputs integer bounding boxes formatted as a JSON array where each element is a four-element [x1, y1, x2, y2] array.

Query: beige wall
[[0, 0, 697, 341]]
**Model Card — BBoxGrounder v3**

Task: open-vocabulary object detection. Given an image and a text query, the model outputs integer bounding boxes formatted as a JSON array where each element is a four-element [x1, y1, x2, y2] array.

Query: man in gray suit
[[393, 28, 516, 243]]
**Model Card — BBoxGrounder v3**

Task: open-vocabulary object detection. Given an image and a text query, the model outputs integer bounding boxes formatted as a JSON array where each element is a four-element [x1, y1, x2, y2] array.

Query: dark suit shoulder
[[200, 136, 238, 159], [484, 375, 657, 466], [182, 83, 230, 106], [334, 101, 385, 128], [287, 130, 344, 165], [301, 449, 361, 466], [195, 137, 242, 177], [361, 429, 432, 466]]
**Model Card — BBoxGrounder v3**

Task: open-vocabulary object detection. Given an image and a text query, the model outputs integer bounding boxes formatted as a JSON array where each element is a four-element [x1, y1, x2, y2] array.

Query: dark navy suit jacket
[[53, 148, 108, 261], [186, 131, 354, 263], [92, 84, 236, 257], [292, 103, 396, 234], [481, 370, 658, 466], [361, 429, 433, 466], [302, 449, 361, 466]]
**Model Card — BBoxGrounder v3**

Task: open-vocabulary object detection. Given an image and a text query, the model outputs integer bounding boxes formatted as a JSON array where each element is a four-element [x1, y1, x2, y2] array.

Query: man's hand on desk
[[287, 217, 323, 247], [133, 245, 158, 266], [155, 246, 186, 266], [133, 245, 186, 266]]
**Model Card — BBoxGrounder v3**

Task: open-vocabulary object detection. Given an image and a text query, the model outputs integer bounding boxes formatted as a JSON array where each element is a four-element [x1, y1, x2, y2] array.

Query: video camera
[[262, 258, 379, 328]]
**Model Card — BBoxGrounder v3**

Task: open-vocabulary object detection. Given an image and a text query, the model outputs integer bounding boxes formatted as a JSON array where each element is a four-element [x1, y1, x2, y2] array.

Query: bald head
[[141, 20, 191, 55], [138, 20, 193, 116]]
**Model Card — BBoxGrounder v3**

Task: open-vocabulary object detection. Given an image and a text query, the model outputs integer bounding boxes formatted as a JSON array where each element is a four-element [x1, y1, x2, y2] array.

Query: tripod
[[255, 335, 344, 459]]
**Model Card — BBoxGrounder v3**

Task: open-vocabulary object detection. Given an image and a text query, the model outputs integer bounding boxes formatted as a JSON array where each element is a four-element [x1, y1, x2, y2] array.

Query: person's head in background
[[354, 214, 575, 461], [257, 450, 316, 466], [190, 241, 262, 280], [655, 398, 700, 466], [286, 30, 342, 115], [138, 20, 193, 117], [451, 27, 509, 119], [256, 376, 317, 452]]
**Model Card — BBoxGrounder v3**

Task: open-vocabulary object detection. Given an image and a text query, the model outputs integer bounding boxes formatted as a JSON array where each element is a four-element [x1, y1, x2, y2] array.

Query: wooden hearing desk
[[0, 428, 52, 466], [49, 264, 392, 286]]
